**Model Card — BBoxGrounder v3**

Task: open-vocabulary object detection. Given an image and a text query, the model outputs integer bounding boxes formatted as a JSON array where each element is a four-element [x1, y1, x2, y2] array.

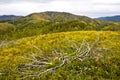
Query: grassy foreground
[[0, 31, 120, 80]]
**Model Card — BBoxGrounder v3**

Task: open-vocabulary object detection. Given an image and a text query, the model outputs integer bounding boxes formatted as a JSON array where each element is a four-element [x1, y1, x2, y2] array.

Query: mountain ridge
[[0, 12, 120, 22], [0, 15, 22, 21], [96, 15, 120, 21], [21, 11, 94, 22]]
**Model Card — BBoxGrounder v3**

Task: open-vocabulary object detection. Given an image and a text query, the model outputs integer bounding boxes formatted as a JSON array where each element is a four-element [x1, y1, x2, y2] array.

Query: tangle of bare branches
[[16, 37, 105, 79]]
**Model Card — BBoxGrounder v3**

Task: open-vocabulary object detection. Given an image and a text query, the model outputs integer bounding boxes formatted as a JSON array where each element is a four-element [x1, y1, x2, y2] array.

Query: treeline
[[0, 20, 120, 40]]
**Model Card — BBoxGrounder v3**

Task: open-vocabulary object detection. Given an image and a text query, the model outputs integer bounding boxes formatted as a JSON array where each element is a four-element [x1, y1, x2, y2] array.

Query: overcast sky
[[0, 0, 120, 18]]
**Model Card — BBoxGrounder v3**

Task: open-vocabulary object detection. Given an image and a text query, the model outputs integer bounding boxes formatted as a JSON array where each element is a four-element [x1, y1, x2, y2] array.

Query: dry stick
[[0, 40, 15, 47], [26, 43, 43, 53]]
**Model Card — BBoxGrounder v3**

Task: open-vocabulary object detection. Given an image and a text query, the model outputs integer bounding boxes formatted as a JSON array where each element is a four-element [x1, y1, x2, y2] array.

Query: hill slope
[[0, 31, 120, 79]]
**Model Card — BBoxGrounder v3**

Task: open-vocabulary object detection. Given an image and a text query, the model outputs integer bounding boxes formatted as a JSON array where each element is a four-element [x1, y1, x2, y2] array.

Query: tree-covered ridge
[[26, 11, 92, 21]]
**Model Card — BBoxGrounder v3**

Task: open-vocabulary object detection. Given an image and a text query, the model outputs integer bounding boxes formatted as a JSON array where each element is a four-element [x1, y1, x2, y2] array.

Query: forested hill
[[28, 11, 93, 21], [15, 11, 94, 24], [0, 11, 120, 40], [14, 11, 120, 31]]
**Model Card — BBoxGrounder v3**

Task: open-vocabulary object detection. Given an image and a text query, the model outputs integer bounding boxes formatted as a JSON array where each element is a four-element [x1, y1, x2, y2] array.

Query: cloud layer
[[0, 0, 120, 17]]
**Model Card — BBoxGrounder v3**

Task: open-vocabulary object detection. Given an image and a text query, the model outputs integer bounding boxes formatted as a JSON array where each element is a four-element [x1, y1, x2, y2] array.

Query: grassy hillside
[[0, 31, 120, 80]]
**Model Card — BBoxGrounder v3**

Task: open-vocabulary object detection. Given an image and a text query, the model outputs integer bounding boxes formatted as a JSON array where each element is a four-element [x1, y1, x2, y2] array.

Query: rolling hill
[[97, 15, 120, 21], [15, 11, 96, 25], [23, 11, 93, 21], [0, 15, 22, 21]]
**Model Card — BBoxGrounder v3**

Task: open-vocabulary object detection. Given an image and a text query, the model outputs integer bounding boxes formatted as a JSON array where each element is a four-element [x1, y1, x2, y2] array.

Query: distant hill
[[96, 15, 120, 21], [28, 11, 92, 21], [0, 15, 22, 21], [16, 11, 95, 24]]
